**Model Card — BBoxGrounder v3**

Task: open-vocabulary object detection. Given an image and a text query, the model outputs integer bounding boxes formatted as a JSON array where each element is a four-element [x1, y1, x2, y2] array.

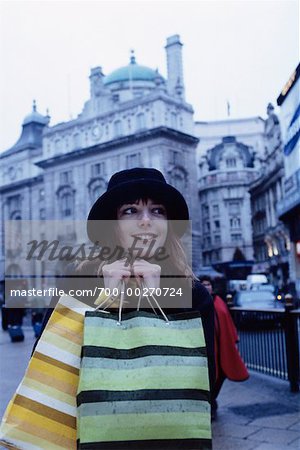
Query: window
[[230, 217, 241, 229], [136, 113, 145, 131], [226, 158, 236, 168], [214, 220, 220, 230], [91, 185, 105, 203], [228, 201, 240, 215], [91, 162, 105, 177], [205, 221, 210, 232], [61, 193, 73, 217], [7, 195, 21, 217], [73, 133, 81, 148], [215, 235, 221, 245], [126, 153, 140, 169], [231, 233, 242, 243], [60, 170, 72, 185], [171, 112, 177, 128], [170, 170, 186, 192], [202, 204, 209, 218], [212, 204, 219, 216], [114, 120, 122, 137], [39, 208, 45, 219], [170, 150, 182, 165], [39, 189, 45, 201]]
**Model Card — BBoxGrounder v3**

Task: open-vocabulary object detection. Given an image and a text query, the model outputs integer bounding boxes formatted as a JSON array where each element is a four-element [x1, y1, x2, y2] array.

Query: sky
[[0, 0, 299, 151]]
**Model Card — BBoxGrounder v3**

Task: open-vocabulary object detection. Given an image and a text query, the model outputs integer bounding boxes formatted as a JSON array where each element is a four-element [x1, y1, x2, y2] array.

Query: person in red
[[200, 276, 249, 419]]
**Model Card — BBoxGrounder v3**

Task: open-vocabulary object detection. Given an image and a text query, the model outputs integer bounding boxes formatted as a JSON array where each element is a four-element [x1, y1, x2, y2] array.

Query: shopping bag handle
[[94, 279, 169, 325]]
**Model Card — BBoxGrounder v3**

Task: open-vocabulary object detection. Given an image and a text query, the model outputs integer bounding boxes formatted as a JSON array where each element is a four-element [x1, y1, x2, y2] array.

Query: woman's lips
[[131, 233, 158, 240]]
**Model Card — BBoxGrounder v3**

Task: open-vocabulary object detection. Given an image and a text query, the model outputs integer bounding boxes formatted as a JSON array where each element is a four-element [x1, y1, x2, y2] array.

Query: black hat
[[87, 167, 189, 243]]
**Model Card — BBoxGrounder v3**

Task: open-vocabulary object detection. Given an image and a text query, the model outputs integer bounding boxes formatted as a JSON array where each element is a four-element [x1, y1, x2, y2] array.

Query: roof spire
[[130, 49, 136, 64], [32, 99, 37, 112]]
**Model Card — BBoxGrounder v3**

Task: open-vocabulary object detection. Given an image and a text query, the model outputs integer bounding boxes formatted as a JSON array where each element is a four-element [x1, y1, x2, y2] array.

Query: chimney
[[165, 35, 185, 99]]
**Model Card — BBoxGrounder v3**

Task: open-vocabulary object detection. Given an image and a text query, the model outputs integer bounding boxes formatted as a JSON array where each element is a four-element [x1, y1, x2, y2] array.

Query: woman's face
[[116, 198, 168, 259]]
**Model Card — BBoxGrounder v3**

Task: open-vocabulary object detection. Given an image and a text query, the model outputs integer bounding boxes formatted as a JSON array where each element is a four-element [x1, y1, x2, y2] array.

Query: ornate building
[[196, 118, 265, 277], [0, 35, 201, 286], [249, 103, 290, 288]]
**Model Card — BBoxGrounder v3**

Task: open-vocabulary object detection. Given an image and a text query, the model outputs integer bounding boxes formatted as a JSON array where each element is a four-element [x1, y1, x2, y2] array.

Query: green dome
[[103, 57, 162, 86]]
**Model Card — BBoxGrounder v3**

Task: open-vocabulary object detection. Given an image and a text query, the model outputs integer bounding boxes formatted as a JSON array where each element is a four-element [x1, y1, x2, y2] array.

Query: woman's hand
[[102, 260, 132, 291], [131, 259, 161, 289]]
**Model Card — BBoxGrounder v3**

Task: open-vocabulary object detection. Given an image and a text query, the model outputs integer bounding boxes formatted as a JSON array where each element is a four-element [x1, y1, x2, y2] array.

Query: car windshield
[[238, 291, 274, 303]]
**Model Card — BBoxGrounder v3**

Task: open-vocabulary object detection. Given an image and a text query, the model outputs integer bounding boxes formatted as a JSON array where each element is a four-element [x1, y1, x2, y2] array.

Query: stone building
[[249, 104, 290, 287], [196, 118, 265, 277], [0, 35, 201, 288], [277, 63, 300, 298]]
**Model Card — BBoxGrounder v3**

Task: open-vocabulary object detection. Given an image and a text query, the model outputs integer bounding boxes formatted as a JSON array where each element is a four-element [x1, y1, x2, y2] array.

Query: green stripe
[[84, 326, 205, 349], [78, 366, 209, 391], [78, 412, 211, 442], [78, 399, 209, 417], [85, 316, 203, 330], [81, 355, 207, 370]]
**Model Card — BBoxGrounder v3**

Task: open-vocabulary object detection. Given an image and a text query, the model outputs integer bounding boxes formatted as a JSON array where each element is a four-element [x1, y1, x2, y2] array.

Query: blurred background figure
[[200, 276, 249, 420]]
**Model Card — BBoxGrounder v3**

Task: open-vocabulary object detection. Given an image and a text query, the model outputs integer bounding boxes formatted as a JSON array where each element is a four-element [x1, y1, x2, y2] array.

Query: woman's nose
[[138, 209, 151, 226]]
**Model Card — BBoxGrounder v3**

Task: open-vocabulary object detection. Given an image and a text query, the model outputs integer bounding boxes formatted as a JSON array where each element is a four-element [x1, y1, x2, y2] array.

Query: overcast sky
[[0, 0, 299, 151]]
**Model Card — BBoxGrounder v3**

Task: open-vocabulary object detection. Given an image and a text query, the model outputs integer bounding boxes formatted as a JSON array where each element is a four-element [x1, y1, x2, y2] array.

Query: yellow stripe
[[42, 330, 81, 356], [49, 311, 84, 333], [1, 422, 70, 450], [29, 358, 78, 386], [4, 413, 75, 449], [23, 377, 76, 406], [53, 306, 84, 323], [26, 367, 78, 396], [34, 352, 79, 375], [8, 404, 76, 442], [46, 323, 83, 345]]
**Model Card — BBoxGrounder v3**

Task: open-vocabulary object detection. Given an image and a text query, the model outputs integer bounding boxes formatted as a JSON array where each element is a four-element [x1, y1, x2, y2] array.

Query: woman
[[39, 168, 215, 389]]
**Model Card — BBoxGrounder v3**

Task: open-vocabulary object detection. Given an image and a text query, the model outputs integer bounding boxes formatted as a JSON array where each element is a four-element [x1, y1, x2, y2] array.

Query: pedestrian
[[1, 168, 215, 449], [200, 275, 249, 420]]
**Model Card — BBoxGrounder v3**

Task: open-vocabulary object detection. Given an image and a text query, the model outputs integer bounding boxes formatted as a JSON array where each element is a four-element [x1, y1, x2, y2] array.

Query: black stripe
[[85, 310, 202, 321], [77, 389, 210, 406], [81, 345, 207, 359], [78, 438, 212, 449]]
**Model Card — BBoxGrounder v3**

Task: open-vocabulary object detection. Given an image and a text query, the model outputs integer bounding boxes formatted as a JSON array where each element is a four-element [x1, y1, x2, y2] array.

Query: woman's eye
[[122, 207, 137, 215], [152, 207, 166, 216]]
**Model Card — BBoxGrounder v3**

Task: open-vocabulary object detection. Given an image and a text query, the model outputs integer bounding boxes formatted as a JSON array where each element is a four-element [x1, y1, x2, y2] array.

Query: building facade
[[0, 35, 201, 287], [249, 104, 290, 288], [277, 63, 300, 298], [195, 118, 265, 277]]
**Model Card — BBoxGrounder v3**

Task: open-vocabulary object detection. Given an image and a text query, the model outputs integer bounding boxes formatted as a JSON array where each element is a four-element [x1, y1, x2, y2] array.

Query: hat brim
[[87, 179, 189, 243]]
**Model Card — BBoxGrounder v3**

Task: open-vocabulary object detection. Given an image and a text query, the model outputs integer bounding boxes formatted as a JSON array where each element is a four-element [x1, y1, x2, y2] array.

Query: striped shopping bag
[[77, 310, 212, 450], [0, 295, 92, 450]]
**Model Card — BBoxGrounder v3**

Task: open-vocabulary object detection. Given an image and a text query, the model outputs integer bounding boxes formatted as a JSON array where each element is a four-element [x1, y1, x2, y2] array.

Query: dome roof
[[22, 100, 49, 126], [103, 53, 163, 86]]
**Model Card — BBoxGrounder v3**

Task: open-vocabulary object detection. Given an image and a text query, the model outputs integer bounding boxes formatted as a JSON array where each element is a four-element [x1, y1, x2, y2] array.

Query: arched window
[[88, 179, 106, 203], [61, 193, 73, 217], [57, 186, 75, 218]]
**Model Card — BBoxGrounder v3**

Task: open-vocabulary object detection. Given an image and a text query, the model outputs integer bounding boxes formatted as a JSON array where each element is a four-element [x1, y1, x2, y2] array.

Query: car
[[234, 289, 277, 309], [232, 289, 284, 330], [250, 283, 275, 293]]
